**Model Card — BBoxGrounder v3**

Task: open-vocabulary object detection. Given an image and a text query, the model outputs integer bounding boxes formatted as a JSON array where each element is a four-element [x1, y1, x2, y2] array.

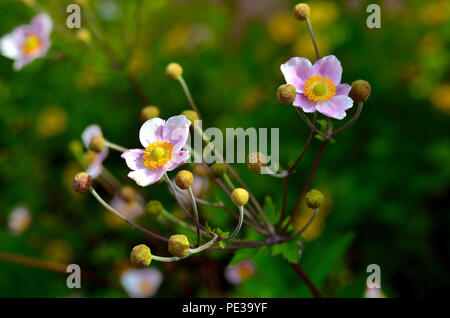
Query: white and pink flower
[[121, 115, 191, 187], [8, 205, 31, 235], [281, 55, 353, 119], [120, 268, 163, 298], [0, 13, 52, 71], [224, 260, 256, 285], [81, 125, 109, 178]]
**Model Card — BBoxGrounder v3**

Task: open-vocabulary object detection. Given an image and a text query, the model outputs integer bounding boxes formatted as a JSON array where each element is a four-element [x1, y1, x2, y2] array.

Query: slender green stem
[[104, 140, 128, 153], [305, 18, 320, 61], [296, 108, 329, 139], [151, 235, 218, 262], [291, 208, 319, 239], [178, 76, 200, 115], [161, 209, 193, 230], [225, 205, 245, 240], [188, 187, 201, 247], [332, 102, 364, 136], [223, 173, 235, 191], [90, 187, 169, 242]]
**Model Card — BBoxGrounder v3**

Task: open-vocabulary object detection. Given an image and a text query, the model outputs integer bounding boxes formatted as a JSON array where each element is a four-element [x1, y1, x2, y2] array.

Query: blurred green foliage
[[0, 0, 449, 297]]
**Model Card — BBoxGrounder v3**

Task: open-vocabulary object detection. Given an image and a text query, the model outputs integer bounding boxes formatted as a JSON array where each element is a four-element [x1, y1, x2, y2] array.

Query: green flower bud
[[293, 3, 310, 21], [130, 244, 152, 267], [168, 234, 190, 258], [277, 84, 297, 104], [73, 172, 91, 194], [89, 135, 105, 153], [75, 28, 92, 44], [140, 105, 160, 122], [165, 62, 183, 80], [305, 189, 324, 209], [181, 110, 199, 125], [146, 200, 164, 217], [211, 163, 226, 178], [175, 170, 194, 190], [120, 186, 136, 202], [246, 152, 268, 174], [231, 188, 249, 206], [349, 80, 371, 103]]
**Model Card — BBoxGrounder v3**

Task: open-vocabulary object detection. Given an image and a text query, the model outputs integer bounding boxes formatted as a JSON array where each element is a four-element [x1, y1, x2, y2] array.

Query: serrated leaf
[[229, 248, 261, 266], [271, 240, 301, 264]]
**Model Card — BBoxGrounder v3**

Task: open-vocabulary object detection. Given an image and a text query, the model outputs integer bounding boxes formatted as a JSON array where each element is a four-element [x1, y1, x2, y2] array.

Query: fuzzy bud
[[175, 170, 194, 190], [246, 152, 268, 174], [89, 135, 105, 153], [165, 63, 183, 80], [349, 80, 371, 103], [277, 84, 297, 104], [231, 188, 249, 206], [140, 106, 160, 122], [211, 163, 227, 178], [120, 186, 136, 202], [168, 234, 190, 258], [73, 172, 92, 194], [130, 244, 152, 267], [293, 3, 310, 21], [146, 200, 164, 217], [305, 189, 324, 209], [75, 28, 92, 44], [181, 110, 199, 126]]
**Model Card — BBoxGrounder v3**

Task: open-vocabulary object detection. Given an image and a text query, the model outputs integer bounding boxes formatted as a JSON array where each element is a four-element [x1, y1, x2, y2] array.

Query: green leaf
[[229, 247, 265, 266], [271, 240, 301, 264], [263, 196, 278, 223]]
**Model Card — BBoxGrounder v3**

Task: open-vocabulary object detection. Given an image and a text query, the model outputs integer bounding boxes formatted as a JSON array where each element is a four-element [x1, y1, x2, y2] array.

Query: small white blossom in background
[[364, 287, 387, 298], [224, 260, 256, 285], [8, 205, 31, 235], [120, 268, 163, 298]]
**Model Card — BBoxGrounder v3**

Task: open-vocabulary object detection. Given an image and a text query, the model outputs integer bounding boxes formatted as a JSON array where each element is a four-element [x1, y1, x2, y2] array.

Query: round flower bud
[[146, 200, 164, 217], [75, 28, 92, 44], [130, 244, 152, 267], [140, 105, 160, 122], [175, 170, 194, 190], [277, 84, 296, 104], [20, 0, 34, 7], [73, 172, 92, 194], [231, 188, 249, 206], [305, 189, 324, 209], [349, 80, 371, 103], [211, 163, 226, 178], [246, 152, 268, 174], [89, 135, 105, 153], [293, 3, 310, 21], [165, 62, 183, 80], [120, 186, 136, 202], [181, 110, 199, 125], [168, 234, 190, 258]]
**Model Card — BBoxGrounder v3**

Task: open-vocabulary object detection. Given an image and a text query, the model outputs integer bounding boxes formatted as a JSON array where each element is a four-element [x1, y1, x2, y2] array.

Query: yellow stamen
[[22, 34, 42, 56], [303, 75, 336, 102], [142, 141, 173, 169]]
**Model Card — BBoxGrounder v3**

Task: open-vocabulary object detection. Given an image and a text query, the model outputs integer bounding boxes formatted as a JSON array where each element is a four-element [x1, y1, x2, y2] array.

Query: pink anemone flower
[[122, 115, 191, 187], [81, 125, 109, 178], [0, 13, 52, 71], [281, 55, 353, 120]]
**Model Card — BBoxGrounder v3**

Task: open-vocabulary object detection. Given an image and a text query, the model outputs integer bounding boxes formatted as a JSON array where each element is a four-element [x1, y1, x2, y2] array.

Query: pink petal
[[293, 93, 317, 113], [121, 149, 145, 171], [316, 95, 353, 120], [128, 167, 165, 187], [162, 115, 191, 151], [139, 118, 164, 148], [165, 150, 190, 171], [31, 13, 53, 37], [81, 124, 102, 149], [280, 57, 313, 92], [0, 33, 21, 59], [312, 55, 342, 84], [336, 83, 351, 96], [86, 148, 109, 178]]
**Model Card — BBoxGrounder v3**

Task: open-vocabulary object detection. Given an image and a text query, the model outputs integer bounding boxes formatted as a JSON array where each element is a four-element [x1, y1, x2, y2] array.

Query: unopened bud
[[130, 244, 152, 267], [73, 172, 92, 194], [140, 106, 160, 122], [168, 234, 190, 258], [181, 110, 199, 126], [175, 170, 194, 190], [165, 62, 183, 80], [349, 80, 371, 103], [146, 200, 164, 217], [231, 188, 249, 206], [246, 152, 268, 174], [305, 189, 324, 209], [89, 135, 105, 153], [277, 84, 297, 104], [20, 0, 34, 7], [211, 163, 226, 178], [75, 28, 92, 44], [293, 3, 310, 21], [120, 186, 136, 202]]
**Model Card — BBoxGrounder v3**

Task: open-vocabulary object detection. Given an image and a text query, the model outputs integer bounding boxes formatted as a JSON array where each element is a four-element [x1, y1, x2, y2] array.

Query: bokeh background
[[0, 0, 449, 297]]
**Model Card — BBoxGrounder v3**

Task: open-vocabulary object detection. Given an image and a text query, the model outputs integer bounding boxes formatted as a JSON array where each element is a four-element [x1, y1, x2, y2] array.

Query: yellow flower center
[[142, 141, 173, 169], [22, 34, 42, 56], [303, 75, 336, 102]]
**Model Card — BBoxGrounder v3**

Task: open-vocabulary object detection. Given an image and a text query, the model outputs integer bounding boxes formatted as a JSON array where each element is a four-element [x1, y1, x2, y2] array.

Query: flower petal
[[139, 118, 164, 148], [312, 55, 342, 84], [81, 124, 102, 149], [336, 83, 351, 96], [31, 13, 53, 37], [316, 95, 353, 120], [121, 149, 145, 171], [0, 34, 21, 59], [128, 167, 165, 187], [293, 93, 317, 113], [165, 150, 190, 171], [162, 115, 191, 151], [280, 57, 313, 91]]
